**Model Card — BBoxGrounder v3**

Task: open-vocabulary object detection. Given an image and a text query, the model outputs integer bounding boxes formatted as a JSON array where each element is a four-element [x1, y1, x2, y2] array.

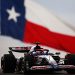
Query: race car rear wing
[[9, 47, 31, 53]]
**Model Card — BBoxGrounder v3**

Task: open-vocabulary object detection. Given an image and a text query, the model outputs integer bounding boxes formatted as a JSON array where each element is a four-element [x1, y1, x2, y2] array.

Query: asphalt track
[[0, 69, 75, 75]]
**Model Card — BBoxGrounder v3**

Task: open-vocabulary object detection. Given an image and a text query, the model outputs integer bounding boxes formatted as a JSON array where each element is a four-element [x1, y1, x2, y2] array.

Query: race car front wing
[[30, 65, 75, 70]]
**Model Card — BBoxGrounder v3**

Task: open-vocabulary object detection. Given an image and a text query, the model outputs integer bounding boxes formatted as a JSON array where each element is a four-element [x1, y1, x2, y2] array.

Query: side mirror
[[49, 53, 54, 56], [55, 52, 60, 55], [9, 47, 12, 50]]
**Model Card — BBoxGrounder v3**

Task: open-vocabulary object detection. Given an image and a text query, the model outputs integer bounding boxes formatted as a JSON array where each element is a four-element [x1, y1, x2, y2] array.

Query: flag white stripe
[[25, 0, 75, 36]]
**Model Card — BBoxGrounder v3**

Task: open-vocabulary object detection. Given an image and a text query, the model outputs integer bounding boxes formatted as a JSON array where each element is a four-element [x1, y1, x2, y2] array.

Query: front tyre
[[24, 55, 34, 74], [24, 60, 31, 74]]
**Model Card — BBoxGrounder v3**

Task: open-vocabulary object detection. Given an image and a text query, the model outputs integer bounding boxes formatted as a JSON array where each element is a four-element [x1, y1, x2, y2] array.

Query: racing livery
[[1, 42, 75, 74]]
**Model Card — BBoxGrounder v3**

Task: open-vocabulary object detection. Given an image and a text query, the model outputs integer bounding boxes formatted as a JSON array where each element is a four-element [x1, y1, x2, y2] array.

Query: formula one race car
[[1, 42, 75, 74]]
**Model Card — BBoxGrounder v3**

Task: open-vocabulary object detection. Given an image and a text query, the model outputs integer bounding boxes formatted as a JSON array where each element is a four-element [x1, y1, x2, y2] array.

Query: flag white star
[[7, 6, 20, 22]]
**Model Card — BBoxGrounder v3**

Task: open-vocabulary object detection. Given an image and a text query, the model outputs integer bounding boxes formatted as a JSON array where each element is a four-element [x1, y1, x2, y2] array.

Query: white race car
[[1, 42, 75, 74]]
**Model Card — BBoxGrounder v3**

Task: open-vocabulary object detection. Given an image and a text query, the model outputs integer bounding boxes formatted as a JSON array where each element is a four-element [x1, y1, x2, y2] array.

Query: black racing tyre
[[24, 55, 34, 74], [24, 60, 30, 74], [64, 54, 75, 74], [1, 54, 16, 73]]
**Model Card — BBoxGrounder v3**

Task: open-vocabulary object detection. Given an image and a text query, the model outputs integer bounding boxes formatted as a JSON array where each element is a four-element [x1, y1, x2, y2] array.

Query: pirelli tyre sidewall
[[1, 54, 16, 73], [64, 54, 75, 74]]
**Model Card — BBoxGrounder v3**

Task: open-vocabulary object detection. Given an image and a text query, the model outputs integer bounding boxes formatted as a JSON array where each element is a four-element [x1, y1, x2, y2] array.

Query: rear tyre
[[1, 54, 16, 73], [64, 54, 75, 74]]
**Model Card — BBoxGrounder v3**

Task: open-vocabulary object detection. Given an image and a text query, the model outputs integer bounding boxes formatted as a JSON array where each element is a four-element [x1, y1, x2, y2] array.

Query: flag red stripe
[[23, 20, 75, 53]]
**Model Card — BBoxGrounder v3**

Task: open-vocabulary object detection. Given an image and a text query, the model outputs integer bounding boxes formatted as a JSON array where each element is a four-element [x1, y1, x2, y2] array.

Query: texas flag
[[1, 0, 75, 54]]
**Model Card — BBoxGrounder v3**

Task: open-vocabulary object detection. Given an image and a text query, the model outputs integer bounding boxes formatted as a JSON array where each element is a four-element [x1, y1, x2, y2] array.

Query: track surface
[[0, 69, 75, 75]]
